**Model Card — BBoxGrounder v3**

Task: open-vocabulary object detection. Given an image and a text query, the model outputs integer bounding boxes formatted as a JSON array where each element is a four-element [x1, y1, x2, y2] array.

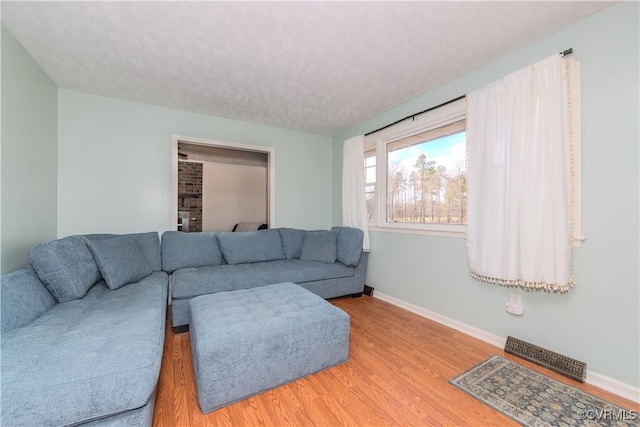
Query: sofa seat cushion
[[172, 260, 354, 300], [0, 271, 168, 427]]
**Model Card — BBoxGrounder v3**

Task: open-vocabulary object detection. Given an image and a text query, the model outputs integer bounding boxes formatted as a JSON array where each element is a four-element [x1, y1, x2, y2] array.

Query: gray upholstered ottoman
[[189, 282, 350, 413]]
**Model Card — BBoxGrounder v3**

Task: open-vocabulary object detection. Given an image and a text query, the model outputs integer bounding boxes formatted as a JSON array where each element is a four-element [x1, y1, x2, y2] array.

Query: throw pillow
[[86, 232, 162, 271], [332, 226, 364, 267], [217, 229, 285, 265], [300, 230, 339, 263], [29, 235, 102, 303], [279, 228, 306, 259], [161, 231, 222, 272], [87, 236, 152, 290]]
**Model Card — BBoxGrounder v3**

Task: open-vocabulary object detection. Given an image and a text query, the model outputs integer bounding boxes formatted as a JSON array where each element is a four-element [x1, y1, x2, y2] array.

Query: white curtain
[[466, 54, 576, 293], [342, 135, 370, 251]]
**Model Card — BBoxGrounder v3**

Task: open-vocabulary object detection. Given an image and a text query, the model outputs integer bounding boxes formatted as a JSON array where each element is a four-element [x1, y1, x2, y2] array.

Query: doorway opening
[[172, 135, 275, 232]]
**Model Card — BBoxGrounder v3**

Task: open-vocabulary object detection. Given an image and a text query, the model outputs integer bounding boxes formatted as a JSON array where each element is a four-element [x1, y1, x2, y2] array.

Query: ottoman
[[189, 282, 350, 413]]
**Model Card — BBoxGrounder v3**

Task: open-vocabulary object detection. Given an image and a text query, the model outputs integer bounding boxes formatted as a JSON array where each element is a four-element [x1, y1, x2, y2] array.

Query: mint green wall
[[333, 3, 639, 387], [1, 27, 57, 274], [57, 90, 333, 236]]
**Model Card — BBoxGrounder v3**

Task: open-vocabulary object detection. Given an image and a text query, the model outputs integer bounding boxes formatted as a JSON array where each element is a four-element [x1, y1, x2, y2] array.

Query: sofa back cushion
[[0, 268, 57, 334], [85, 232, 162, 272], [300, 230, 340, 263], [217, 229, 285, 265], [29, 235, 101, 302], [161, 231, 222, 272], [87, 235, 153, 289], [332, 226, 364, 267], [279, 228, 306, 259]]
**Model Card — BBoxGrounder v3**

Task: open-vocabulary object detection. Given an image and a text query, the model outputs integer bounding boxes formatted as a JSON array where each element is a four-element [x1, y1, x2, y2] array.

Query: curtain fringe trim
[[468, 269, 575, 294]]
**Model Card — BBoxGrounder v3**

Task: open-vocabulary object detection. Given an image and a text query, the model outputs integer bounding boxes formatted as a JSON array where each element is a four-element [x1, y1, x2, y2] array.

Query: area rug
[[450, 355, 638, 426]]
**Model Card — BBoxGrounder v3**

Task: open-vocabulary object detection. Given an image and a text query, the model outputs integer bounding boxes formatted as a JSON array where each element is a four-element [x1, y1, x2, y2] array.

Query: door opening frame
[[172, 134, 275, 231]]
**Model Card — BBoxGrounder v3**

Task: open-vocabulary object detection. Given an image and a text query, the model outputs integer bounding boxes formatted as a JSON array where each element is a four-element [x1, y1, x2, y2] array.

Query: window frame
[[365, 99, 467, 238], [363, 59, 582, 245]]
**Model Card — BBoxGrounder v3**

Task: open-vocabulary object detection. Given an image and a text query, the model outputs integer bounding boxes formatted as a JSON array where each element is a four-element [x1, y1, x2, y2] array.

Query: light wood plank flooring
[[152, 295, 638, 426]]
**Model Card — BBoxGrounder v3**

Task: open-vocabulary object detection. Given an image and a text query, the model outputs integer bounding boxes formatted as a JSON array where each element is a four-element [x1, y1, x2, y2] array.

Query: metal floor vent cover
[[504, 336, 586, 382]]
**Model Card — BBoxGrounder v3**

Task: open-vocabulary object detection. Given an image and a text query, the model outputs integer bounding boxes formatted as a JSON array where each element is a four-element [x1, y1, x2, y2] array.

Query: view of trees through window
[[386, 120, 467, 224]]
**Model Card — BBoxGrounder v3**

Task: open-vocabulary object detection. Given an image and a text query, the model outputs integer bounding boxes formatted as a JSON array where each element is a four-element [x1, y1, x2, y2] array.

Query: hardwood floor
[[153, 295, 638, 426]]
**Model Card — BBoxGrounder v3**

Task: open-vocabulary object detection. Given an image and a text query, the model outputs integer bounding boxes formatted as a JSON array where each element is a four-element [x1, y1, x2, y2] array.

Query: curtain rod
[[364, 47, 573, 137], [364, 95, 465, 136]]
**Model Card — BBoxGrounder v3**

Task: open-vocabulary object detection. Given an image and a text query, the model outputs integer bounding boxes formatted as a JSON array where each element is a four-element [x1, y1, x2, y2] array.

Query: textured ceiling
[[2, 1, 614, 136]]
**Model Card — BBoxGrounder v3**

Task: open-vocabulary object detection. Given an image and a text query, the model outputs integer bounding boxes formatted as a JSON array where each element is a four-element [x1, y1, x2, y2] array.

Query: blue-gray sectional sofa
[[163, 227, 368, 330], [0, 226, 366, 426], [1, 232, 167, 427]]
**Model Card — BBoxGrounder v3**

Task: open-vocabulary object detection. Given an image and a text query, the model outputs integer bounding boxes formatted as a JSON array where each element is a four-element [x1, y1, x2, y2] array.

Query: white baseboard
[[586, 371, 640, 404], [373, 291, 640, 404]]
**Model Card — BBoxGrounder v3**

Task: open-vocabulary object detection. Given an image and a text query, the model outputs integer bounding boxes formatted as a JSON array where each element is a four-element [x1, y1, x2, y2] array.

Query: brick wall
[[177, 161, 203, 232]]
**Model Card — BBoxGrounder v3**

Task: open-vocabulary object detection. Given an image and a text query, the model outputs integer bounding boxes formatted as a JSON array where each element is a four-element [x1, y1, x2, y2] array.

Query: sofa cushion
[[29, 235, 101, 302], [0, 268, 57, 334], [88, 236, 152, 290], [85, 232, 162, 272], [161, 231, 222, 272], [0, 271, 168, 427], [217, 229, 285, 265], [332, 227, 364, 267], [171, 260, 354, 300], [279, 228, 306, 259], [300, 230, 339, 263]]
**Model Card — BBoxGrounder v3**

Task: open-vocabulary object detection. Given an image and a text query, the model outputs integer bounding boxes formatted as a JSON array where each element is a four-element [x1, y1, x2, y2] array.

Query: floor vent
[[504, 336, 586, 382]]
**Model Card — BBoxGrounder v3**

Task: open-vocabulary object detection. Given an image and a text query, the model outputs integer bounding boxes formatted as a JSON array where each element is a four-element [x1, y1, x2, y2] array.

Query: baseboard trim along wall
[[373, 291, 640, 404]]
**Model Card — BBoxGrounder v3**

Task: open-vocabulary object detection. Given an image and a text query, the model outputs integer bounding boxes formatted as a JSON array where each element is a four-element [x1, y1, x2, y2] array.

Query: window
[[364, 149, 376, 222], [365, 99, 466, 236]]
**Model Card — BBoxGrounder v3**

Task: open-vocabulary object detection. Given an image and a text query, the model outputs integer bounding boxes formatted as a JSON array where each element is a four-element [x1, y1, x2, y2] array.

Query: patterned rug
[[450, 355, 638, 426]]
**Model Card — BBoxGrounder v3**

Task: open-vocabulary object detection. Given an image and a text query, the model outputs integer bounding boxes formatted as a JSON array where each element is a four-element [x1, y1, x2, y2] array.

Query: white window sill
[[369, 224, 466, 239], [368, 225, 585, 246]]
